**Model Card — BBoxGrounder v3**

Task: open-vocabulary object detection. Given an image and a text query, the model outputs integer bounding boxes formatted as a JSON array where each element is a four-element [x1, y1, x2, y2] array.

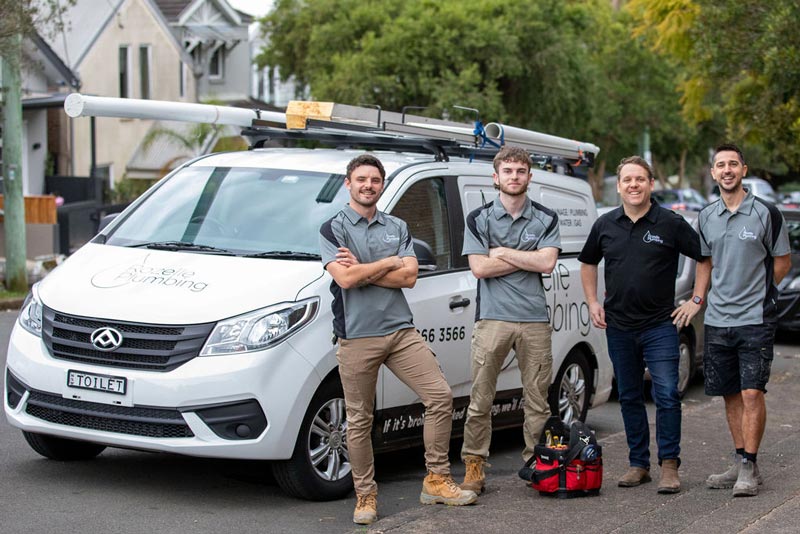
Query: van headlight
[[200, 298, 319, 355], [19, 285, 43, 337]]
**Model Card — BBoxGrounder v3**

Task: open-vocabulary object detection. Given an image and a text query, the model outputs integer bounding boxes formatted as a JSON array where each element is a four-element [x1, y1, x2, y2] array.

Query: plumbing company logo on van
[[91, 254, 209, 292]]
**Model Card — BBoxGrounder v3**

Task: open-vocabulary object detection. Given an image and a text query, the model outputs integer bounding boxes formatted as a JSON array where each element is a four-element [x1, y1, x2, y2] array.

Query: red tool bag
[[518, 417, 603, 498]]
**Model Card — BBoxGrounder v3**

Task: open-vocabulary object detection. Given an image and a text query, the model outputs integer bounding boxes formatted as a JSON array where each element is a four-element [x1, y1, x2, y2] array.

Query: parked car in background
[[710, 177, 778, 204], [777, 208, 800, 332], [652, 188, 708, 212]]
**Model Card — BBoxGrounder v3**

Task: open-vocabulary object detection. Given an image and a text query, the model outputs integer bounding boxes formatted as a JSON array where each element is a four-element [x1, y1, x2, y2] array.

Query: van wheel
[[549, 350, 592, 424], [22, 431, 106, 461], [677, 331, 695, 398], [272, 379, 352, 501]]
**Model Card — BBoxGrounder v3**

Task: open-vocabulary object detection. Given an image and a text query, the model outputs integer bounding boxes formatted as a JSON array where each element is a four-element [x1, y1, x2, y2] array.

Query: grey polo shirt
[[698, 189, 790, 327], [319, 205, 416, 339], [463, 199, 561, 322]]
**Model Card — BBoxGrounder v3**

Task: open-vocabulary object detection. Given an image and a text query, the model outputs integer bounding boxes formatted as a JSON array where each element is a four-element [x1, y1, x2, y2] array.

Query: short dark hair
[[346, 154, 386, 181], [493, 146, 533, 173], [712, 143, 745, 165], [616, 156, 654, 181]]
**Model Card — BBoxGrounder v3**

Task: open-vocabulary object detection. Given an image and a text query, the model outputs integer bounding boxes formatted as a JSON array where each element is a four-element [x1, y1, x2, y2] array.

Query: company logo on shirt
[[643, 230, 664, 244], [739, 227, 757, 240], [382, 233, 400, 243], [521, 229, 539, 243]]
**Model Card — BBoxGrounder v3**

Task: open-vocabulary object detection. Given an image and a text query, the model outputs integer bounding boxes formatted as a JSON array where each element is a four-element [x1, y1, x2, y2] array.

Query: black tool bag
[[518, 416, 603, 498]]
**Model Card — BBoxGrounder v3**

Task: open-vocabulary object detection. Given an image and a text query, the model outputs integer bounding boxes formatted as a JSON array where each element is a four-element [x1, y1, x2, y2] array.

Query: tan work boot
[[658, 459, 681, 494], [353, 493, 377, 525], [618, 466, 652, 487], [460, 455, 489, 494], [420, 472, 478, 506]]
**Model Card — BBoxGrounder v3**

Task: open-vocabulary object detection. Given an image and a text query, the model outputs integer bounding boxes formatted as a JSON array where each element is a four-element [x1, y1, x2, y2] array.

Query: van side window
[[391, 178, 452, 271]]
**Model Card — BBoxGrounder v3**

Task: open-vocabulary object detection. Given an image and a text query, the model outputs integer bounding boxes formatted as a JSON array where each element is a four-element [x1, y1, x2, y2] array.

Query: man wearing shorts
[[676, 143, 791, 497]]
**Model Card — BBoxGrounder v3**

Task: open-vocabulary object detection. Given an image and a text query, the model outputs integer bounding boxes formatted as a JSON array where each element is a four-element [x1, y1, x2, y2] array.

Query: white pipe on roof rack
[[484, 123, 600, 157], [64, 93, 286, 127]]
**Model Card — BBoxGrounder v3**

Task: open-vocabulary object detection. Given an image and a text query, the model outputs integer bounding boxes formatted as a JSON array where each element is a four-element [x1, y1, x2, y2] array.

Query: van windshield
[[105, 166, 350, 256]]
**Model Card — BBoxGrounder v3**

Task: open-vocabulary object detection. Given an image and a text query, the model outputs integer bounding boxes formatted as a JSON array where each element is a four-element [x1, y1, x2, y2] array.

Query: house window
[[119, 46, 131, 98], [209, 47, 224, 79], [139, 45, 151, 99]]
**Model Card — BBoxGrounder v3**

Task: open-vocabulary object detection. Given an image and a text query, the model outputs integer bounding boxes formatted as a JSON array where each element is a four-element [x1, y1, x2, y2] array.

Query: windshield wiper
[[128, 241, 236, 255], [243, 250, 321, 260]]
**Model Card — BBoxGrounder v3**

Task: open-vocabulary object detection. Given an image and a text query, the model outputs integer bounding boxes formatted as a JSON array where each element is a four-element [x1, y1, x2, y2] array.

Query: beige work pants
[[337, 327, 453, 495], [461, 320, 553, 462]]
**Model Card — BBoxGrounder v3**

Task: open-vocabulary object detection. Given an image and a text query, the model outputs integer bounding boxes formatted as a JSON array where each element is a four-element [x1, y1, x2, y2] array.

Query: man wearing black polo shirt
[[579, 156, 702, 494]]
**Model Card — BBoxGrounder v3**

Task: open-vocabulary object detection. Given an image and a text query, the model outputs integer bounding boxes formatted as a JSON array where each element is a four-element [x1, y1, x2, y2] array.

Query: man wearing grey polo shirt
[[459, 146, 560, 494], [676, 143, 791, 497], [319, 154, 476, 525]]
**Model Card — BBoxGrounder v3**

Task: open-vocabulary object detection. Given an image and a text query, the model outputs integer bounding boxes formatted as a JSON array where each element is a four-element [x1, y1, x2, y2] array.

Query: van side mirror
[[98, 213, 119, 232], [413, 238, 437, 271]]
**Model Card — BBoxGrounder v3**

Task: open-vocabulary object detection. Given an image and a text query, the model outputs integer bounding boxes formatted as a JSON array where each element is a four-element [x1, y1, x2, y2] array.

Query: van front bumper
[[4, 323, 322, 460]]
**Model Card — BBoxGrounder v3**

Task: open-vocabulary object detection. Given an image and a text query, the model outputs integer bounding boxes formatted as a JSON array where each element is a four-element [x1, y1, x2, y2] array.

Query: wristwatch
[[692, 295, 703, 305]]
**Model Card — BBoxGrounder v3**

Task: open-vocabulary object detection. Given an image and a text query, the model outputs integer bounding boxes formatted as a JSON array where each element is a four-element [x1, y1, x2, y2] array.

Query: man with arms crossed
[[675, 144, 791, 497], [459, 146, 560, 494], [319, 154, 476, 525], [580, 156, 702, 493]]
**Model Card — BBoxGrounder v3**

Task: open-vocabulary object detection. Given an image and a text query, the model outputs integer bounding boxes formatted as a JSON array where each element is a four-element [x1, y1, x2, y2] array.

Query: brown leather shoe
[[618, 466, 652, 487], [658, 459, 681, 494]]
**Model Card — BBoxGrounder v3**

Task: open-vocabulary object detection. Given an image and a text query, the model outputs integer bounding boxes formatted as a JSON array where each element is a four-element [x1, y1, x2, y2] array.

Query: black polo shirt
[[578, 200, 702, 330]]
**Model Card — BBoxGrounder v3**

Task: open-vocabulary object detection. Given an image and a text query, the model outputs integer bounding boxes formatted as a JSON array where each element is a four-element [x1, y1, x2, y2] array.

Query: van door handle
[[449, 298, 471, 310]]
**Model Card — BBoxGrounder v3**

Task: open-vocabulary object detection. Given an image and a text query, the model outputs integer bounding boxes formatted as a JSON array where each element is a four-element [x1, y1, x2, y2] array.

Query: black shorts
[[703, 324, 776, 395]]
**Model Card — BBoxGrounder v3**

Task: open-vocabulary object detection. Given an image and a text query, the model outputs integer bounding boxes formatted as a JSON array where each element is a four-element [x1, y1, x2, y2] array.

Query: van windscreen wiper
[[128, 241, 237, 255], [243, 250, 321, 260]]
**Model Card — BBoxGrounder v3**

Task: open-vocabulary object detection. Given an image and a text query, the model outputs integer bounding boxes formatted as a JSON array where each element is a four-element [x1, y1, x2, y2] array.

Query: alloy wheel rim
[[558, 363, 586, 424], [307, 397, 351, 482]]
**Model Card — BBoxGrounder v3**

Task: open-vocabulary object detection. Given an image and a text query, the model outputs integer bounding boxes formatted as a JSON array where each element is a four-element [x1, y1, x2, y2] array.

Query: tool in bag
[[518, 416, 603, 498]]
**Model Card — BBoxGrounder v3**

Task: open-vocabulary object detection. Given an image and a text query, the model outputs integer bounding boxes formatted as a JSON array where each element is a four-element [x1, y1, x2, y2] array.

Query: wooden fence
[[0, 195, 57, 224]]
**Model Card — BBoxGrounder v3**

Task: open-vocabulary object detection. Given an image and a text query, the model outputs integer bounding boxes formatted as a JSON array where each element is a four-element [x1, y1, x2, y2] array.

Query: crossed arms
[[468, 246, 559, 279], [325, 247, 419, 289]]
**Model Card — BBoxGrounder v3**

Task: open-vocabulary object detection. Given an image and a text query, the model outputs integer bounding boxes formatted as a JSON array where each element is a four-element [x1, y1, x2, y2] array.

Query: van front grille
[[42, 307, 215, 372], [25, 391, 194, 438]]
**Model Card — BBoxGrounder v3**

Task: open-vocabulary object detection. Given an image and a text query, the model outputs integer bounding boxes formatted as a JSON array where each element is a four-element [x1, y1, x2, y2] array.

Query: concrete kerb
[[363, 363, 800, 534]]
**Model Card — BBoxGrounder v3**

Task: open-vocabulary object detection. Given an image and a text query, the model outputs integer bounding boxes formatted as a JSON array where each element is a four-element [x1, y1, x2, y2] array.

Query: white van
[[5, 102, 611, 500]]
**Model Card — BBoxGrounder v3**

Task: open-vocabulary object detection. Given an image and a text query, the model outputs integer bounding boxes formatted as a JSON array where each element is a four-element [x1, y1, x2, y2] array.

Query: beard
[[497, 183, 529, 196]]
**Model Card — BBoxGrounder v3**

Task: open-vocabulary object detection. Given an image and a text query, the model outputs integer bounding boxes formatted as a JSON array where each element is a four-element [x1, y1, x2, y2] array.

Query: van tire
[[22, 431, 106, 461], [272, 379, 353, 501], [549, 350, 592, 424], [677, 331, 695, 398]]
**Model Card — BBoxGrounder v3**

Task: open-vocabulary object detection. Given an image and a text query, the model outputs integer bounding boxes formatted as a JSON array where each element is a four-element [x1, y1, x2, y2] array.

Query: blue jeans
[[606, 321, 681, 469]]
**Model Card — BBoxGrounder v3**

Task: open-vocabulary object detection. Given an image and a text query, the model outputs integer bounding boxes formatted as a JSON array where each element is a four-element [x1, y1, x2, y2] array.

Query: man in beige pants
[[460, 146, 561, 493], [319, 154, 476, 525]]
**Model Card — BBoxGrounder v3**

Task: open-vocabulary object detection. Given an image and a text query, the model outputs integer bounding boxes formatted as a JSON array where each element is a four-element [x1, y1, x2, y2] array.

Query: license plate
[[67, 370, 127, 395]]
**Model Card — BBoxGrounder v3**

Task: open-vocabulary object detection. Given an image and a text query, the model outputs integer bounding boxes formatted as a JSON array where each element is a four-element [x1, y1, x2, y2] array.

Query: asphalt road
[[1, 309, 798, 534]]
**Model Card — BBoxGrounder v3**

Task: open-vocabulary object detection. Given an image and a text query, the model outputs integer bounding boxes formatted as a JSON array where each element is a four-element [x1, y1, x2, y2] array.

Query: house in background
[[41, 0, 197, 185], [154, 0, 252, 103], [249, 24, 306, 107], [11, 34, 81, 196]]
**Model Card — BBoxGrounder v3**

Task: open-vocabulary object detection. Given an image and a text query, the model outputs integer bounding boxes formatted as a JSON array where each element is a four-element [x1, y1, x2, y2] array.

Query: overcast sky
[[227, 0, 273, 18]]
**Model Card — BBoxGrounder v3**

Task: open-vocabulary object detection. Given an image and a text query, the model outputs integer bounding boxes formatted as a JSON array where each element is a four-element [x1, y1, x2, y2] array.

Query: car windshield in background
[[105, 166, 350, 256]]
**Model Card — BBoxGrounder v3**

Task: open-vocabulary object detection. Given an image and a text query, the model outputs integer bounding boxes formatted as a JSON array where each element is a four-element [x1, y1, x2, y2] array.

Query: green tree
[[629, 0, 800, 176], [259, 0, 692, 199]]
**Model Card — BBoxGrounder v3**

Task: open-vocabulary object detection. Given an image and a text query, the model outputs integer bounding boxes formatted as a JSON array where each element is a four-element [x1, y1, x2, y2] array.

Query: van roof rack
[[63, 94, 599, 172], [244, 101, 599, 171]]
